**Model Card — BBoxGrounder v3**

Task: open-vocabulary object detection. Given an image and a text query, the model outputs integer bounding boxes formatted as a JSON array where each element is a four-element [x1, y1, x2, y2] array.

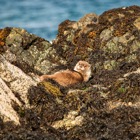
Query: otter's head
[[74, 61, 91, 82]]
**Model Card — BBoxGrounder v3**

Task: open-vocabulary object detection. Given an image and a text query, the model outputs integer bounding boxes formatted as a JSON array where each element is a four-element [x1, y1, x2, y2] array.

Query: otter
[[39, 61, 91, 87]]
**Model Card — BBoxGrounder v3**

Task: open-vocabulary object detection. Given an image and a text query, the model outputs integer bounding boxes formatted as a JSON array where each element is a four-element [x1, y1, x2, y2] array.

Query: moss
[[18, 107, 26, 117], [117, 86, 127, 93], [41, 81, 64, 97]]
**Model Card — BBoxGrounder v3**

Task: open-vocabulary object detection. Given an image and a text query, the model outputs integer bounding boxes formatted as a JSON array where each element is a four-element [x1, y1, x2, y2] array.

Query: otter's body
[[39, 61, 91, 87]]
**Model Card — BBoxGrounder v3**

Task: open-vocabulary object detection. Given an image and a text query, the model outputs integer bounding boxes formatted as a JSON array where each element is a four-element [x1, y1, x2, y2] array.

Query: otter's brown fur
[[39, 61, 91, 87]]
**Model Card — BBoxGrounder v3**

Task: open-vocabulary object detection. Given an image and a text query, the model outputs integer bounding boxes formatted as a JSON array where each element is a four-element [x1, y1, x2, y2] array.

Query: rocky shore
[[0, 5, 140, 140]]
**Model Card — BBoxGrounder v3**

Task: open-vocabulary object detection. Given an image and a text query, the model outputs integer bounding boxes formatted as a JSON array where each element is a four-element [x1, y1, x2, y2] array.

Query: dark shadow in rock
[[0, 117, 4, 130], [118, 62, 139, 72]]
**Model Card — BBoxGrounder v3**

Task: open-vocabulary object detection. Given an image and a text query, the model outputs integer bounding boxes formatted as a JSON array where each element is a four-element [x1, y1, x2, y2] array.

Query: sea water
[[0, 0, 140, 41]]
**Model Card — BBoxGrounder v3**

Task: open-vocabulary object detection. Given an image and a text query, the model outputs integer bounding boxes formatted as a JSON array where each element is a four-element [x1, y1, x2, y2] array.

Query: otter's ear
[[78, 60, 82, 64]]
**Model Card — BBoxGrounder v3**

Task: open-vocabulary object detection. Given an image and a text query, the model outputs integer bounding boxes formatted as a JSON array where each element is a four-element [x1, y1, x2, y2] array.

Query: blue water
[[0, 0, 140, 41]]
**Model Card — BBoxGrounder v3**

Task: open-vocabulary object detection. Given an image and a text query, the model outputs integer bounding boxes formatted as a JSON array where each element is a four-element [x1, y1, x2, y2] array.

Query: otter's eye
[[83, 65, 86, 67]]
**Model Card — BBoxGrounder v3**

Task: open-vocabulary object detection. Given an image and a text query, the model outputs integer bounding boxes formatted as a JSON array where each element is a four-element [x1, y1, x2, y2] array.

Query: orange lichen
[[113, 30, 124, 37], [88, 31, 97, 38], [74, 46, 79, 55], [0, 42, 5, 46], [0, 27, 11, 47]]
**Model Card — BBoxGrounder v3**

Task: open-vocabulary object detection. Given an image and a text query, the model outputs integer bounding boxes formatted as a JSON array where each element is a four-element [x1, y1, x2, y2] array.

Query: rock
[[52, 110, 83, 130], [1, 27, 66, 74], [0, 78, 21, 125], [0, 54, 37, 105], [0, 5, 140, 140], [52, 13, 99, 64]]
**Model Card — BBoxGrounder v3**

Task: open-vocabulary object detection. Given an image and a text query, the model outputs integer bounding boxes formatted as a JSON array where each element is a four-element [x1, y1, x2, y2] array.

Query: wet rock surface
[[0, 5, 140, 140]]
